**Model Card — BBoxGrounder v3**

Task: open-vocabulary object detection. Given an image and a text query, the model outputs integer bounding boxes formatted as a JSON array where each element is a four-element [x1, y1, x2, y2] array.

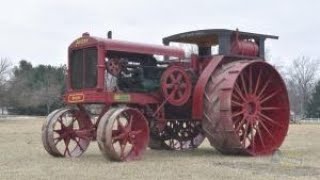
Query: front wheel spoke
[[57, 117, 66, 128], [63, 139, 71, 156], [54, 137, 63, 145], [112, 129, 122, 137], [126, 116, 133, 131], [117, 118, 125, 130], [113, 133, 126, 142], [74, 138, 84, 151], [53, 129, 64, 135], [68, 117, 77, 127]]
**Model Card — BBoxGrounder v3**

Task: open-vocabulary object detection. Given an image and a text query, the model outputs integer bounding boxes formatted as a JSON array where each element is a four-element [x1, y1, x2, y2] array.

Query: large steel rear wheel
[[203, 60, 289, 155]]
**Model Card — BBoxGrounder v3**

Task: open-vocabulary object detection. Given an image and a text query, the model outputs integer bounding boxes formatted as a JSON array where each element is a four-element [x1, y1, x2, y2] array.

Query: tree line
[[0, 56, 319, 118], [0, 58, 66, 115]]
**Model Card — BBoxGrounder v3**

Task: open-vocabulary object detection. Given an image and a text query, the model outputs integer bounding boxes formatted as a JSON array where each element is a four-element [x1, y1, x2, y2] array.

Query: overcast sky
[[0, 0, 319, 67]]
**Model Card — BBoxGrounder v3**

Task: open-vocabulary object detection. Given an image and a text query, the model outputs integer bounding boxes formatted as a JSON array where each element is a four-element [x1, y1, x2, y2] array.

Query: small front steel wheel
[[97, 107, 149, 161], [41, 107, 93, 157]]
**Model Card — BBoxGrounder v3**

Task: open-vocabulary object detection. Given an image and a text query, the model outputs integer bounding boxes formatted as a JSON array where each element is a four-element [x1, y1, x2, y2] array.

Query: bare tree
[[0, 58, 12, 114], [286, 56, 320, 116], [0, 58, 11, 84]]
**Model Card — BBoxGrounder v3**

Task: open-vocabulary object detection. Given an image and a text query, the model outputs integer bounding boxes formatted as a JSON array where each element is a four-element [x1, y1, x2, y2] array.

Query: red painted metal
[[231, 31, 259, 56], [202, 60, 289, 155], [69, 34, 185, 58], [160, 66, 192, 106], [42, 29, 289, 161], [42, 108, 93, 157], [192, 55, 224, 120], [97, 107, 149, 161], [231, 40, 259, 56]]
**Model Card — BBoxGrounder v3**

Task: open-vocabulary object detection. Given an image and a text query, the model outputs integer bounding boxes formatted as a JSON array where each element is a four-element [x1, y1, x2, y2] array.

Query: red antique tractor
[[41, 29, 289, 161]]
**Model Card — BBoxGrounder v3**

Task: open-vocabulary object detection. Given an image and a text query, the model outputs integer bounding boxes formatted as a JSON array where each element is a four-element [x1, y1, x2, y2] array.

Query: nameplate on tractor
[[113, 94, 131, 102], [68, 93, 85, 103]]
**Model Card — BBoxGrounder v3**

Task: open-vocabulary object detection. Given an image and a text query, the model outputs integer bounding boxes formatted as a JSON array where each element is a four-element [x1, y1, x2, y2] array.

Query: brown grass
[[0, 118, 319, 180]]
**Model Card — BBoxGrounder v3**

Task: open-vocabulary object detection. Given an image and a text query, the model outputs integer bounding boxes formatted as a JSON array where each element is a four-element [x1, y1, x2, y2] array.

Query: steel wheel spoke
[[255, 124, 266, 148], [261, 106, 283, 111], [232, 110, 245, 118], [127, 115, 133, 130], [69, 117, 77, 127], [232, 100, 243, 107], [63, 139, 71, 156], [234, 84, 247, 102], [53, 129, 63, 135], [74, 138, 84, 151], [54, 137, 63, 145], [258, 120, 275, 141], [254, 69, 262, 95], [257, 78, 271, 98], [258, 112, 285, 128], [117, 118, 125, 130], [112, 129, 122, 137], [235, 116, 246, 132], [232, 94, 241, 101], [260, 90, 280, 104], [249, 66, 253, 93], [240, 74, 248, 95]]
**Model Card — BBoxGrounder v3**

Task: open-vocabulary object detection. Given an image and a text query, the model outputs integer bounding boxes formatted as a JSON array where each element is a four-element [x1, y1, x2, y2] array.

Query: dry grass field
[[0, 117, 320, 180]]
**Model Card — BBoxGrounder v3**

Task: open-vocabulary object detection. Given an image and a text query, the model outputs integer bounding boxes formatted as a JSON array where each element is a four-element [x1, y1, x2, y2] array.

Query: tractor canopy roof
[[162, 29, 278, 46], [69, 33, 185, 58]]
